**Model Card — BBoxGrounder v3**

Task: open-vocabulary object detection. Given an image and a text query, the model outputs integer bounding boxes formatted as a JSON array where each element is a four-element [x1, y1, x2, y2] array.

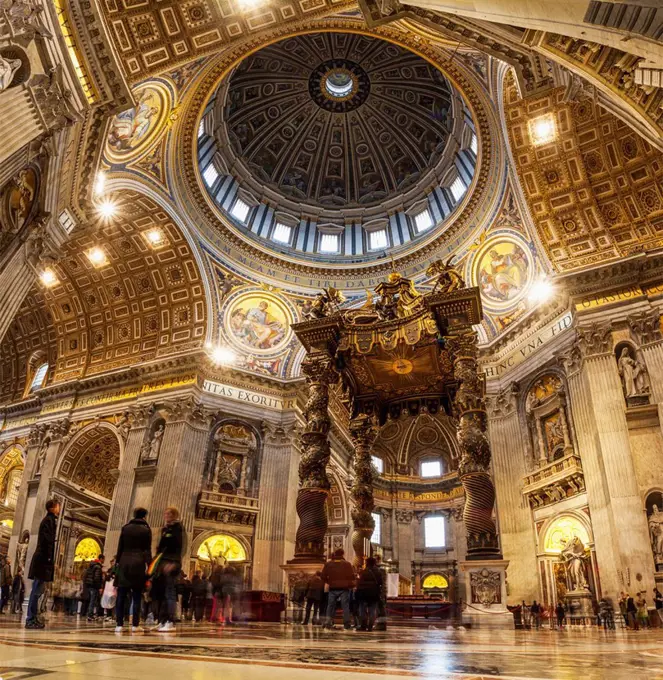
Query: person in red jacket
[[320, 549, 355, 630]]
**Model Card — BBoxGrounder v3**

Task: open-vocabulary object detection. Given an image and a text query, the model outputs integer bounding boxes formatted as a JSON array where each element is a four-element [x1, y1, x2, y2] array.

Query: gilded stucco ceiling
[[222, 32, 454, 207]]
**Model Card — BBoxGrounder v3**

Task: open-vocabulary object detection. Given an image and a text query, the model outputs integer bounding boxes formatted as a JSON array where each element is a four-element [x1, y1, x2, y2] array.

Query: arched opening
[[422, 572, 449, 597], [52, 425, 120, 590], [193, 533, 249, 585], [0, 447, 24, 555]]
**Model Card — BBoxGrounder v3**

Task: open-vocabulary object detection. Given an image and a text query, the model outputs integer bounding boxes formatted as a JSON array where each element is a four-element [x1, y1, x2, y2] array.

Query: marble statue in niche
[[141, 423, 164, 464], [560, 535, 589, 591], [617, 345, 650, 406], [0, 53, 21, 91], [648, 504, 663, 568], [34, 437, 48, 477]]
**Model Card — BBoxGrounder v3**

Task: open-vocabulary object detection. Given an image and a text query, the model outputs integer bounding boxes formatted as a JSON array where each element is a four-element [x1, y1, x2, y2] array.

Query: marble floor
[[0, 615, 661, 679]]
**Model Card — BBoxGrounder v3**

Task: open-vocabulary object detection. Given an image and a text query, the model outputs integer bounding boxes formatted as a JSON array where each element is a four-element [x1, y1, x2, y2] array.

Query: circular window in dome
[[324, 70, 354, 98]]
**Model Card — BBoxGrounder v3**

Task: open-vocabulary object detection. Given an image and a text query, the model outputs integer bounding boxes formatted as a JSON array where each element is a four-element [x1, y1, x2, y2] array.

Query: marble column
[[149, 398, 208, 556], [349, 414, 378, 569], [289, 352, 337, 564], [0, 248, 34, 343], [104, 409, 150, 560], [563, 323, 654, 598], [394, 510, 414, 581], [253, 424, 295, 592], [487, 385, 539, 603]]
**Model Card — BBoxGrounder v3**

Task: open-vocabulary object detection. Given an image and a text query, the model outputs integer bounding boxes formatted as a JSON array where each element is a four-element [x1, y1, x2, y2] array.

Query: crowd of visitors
[[291, 548, 388, 632], [18, 498, 248, 633]]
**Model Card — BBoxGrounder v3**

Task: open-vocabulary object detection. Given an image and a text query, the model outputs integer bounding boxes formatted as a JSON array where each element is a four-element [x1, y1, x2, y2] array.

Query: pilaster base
[[460, 559, 513, 629], [281, 560, 323, 624]]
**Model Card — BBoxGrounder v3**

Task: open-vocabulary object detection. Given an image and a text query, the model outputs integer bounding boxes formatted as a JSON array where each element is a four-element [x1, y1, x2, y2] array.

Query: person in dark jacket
[[114, 507, 152, 632], [84, 554, 105, 621], [26, 499, 60, 629], [155, 506, 184, 632], [303, 571, 324, 625], [321, 548, 355, 630], [178, 573, 192, 621], [356, 557, 383, 631], [12, 567, 25, 615], [190, 571, 206, 622], [0, 556, 13, 613]]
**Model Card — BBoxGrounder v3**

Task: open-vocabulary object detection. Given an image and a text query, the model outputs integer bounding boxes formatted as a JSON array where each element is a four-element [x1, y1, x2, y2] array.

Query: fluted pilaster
[[253, 425, 295, 591], [487, 385, 539, 602], [0, 86, 44, 165], [0, 249, 34, 343]]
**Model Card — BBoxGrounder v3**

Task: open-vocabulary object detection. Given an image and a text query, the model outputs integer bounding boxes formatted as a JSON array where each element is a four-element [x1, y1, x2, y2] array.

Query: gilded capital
[[628, 310, 663, 347], [576, 322, 613, 358]]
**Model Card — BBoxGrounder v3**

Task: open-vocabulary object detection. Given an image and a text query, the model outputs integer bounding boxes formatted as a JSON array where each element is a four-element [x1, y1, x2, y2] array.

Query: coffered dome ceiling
[[223, 32, 453, 208], [196, 31, 481, 264]]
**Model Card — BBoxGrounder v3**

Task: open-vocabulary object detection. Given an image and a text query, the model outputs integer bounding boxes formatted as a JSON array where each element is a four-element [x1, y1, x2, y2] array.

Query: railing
[[523, 454, 583, 489]]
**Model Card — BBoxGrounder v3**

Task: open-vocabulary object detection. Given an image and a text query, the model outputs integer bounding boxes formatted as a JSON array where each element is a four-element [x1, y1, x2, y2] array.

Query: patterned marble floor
[[0, 615, 661, 679]]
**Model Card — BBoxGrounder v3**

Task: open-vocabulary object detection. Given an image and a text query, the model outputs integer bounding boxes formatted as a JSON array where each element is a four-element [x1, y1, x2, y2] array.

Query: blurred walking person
[[154, 507, 184, 633]]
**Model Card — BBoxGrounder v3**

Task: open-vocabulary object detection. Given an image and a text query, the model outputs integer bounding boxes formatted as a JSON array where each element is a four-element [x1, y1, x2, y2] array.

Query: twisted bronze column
[[446, 329, 501, 559], [349, 414, 378, 570], [293, 352, 338, 562]]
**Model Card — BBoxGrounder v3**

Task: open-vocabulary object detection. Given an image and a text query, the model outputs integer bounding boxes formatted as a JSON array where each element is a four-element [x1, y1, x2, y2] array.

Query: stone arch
[[539, 510, 594, 556], [0, 445, 24, 507], [190, 529, 251, 562], [56, 422, 122, 500], [326, 464, 349, 527]]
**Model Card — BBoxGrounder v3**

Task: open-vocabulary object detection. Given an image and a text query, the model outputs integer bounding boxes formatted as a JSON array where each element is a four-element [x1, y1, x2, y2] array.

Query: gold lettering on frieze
[[2, 415, 38, 431], [202, 379, 296, 411], [40, 397, 76, 415], [644, 281, 663, 298], [575, 285, 644, 311], [374, 486, 464, 503], [140, 374, 198, 394], [482, 312, 573, 380]]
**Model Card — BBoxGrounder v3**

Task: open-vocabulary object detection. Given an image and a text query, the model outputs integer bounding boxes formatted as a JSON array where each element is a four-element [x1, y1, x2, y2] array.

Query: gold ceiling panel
[[504, 74, 663, 272], [101, 0, 357, 84]]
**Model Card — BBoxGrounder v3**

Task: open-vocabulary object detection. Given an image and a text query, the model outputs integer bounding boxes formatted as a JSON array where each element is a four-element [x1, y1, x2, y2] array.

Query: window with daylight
[[424, 516, 446, 548], [371, 456, 384, 474], [470, 133, 478, 155], [450, 176, 467, 202], [203, 164, 219, 188], [230, 198, 250, 223], [272, 222, 293, 244], [30, 363, 48, 392], [368, 228, 388, 251], [371, 512, 381, 545], [421, 459, 442, 478], [5, 468, 22, 508], [320, 233, 340, 253], [414, 208, 434, 233], [198, 119, 206, 138]]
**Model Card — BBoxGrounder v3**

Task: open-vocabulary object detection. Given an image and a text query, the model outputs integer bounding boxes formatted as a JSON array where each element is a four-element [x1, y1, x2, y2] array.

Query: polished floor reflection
[[0, 616, 662, 679]]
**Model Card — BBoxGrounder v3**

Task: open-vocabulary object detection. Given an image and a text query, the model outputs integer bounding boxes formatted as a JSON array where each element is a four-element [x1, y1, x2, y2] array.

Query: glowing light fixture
[[97, 198, 118, 219], [528, 113, 557, 147], [94, 171, 106, 195], [145, 228, 165, 247], [528, 277, 555, 304], [40, 268, 58, 287], [210, 346, 236, 365], [86, 246, 107, 267]]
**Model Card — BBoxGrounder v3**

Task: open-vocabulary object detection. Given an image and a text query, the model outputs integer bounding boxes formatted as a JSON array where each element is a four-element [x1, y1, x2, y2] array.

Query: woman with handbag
[[114, 507, 152, 633]]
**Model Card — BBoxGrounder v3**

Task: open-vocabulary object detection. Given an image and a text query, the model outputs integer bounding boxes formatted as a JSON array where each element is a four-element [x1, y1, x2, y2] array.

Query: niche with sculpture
[[524, 374, 574, 467], [646, 491, 663, 572], [615, 342, 650, 407], [140, 416, 166, 465], [205, 422, 258, 496]]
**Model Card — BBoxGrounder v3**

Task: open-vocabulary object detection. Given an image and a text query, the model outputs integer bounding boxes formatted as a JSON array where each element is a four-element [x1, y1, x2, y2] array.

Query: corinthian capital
[[301, 351, 337, 385], [349, 413, 378, 449], [486, 383, 518, 419], [576, 322, 613, 358], [628, 309, 663, 346]]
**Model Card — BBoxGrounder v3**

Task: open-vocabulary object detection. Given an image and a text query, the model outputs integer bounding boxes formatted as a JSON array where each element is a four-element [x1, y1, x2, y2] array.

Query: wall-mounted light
[[528, 277, 555, 305], [39, 268, 59, 288], [210, 346, 236, 365], [86, 246, 108, 268], [97, 198, 118, 219], [528, 113, 557, 147]]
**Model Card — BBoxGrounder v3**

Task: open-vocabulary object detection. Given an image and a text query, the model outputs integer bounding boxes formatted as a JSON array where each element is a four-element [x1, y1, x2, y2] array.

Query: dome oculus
[[309, 58, 369, 113], [324, 70, 354, 98]]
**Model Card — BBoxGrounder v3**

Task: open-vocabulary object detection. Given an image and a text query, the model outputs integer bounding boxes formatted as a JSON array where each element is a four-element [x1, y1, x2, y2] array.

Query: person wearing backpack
[[356, 557, 383, 632]]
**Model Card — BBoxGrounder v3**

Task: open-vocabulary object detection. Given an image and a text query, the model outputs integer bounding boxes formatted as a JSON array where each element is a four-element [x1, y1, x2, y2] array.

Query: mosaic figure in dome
[[478, 243, 528, 303], [107, 88, 160, 153], [230, 300, 286, 350]]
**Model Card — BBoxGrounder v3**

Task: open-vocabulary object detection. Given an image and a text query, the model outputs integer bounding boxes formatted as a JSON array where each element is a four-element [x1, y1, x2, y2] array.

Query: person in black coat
[[114, 507, 152, 631], [356, 557, 383, 632], [303, 571, 325, 625], [84, 554, 105, 621], [26, 499, 60, 629], [155, 506, 184, 632]]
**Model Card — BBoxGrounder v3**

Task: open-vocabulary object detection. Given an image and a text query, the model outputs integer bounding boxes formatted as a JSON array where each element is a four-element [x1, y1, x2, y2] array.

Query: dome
[[197, 32, 479, 263]]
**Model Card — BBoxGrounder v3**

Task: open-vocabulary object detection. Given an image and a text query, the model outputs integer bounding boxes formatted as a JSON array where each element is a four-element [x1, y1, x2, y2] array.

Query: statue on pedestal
[[141, 423, 164, 463], [560, 535, 589, 591]]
